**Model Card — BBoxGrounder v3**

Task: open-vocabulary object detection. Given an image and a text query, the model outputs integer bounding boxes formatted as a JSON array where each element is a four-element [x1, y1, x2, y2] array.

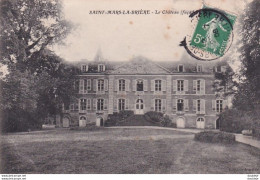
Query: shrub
[[194, 131, 236, 144], [145, 112, 176, 128], [144, 111, 164, 123], [105, 110, 134, 126], [218, 108, 254, 133], [1, 108, 42, 133]]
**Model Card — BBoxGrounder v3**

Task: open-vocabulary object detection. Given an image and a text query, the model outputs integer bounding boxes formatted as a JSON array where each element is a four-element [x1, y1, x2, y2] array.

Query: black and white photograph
[[0, 0, 259, 178]]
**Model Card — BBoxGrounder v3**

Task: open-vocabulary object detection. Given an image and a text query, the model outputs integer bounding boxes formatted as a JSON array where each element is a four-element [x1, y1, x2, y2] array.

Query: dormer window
[[197, 65, 203, 72], [215, 66, 222, 73], [178, 65, 184, 72], [98, 64, 105, 72], [81, 64, 88, 72]]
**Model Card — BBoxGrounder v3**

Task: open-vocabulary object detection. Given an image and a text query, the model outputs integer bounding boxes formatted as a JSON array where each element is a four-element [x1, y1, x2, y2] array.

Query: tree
[[0, 0, 77, 132], [236, 0, 260, 112], [0, 0, 72, 70], [213, 62, 237, 99]]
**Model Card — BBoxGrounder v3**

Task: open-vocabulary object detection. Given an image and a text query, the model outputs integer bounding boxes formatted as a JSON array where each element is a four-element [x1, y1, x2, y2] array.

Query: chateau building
[[61, 56, 228, 129]]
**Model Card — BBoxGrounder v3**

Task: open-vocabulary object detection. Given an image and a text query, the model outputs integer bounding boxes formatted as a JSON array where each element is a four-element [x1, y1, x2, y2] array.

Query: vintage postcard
[[0, 0, 259, 178]]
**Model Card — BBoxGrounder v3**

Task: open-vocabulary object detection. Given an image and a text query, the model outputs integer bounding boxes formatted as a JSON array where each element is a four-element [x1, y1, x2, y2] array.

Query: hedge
[[194, 131, 236, 144]]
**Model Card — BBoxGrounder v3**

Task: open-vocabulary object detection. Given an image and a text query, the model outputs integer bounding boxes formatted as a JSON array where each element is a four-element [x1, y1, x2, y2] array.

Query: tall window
[[216, 100, 223, 112], [137, 80, 143, 91], [98, 79, 104, 91], [197, 80, 201, 91], [97, 99, 104, 111], [119, 79, 125, 91], [118, 99, 125, 111], [84, 79, 88, 91], [155, 99, 162, 112], [80, 99, 86, 110], [177, 99, 184, 111], [155, 80, 162, 91], [177, 80, 184, 91], [197, 100, 201, 112], [178, 65, 184, 72]]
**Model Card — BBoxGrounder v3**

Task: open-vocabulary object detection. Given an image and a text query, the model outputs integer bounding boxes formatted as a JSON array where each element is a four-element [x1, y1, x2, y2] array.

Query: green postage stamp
[[181, 5, 237, 61]]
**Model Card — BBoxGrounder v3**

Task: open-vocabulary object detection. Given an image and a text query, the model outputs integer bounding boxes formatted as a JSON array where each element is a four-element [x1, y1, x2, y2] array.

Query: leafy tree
[[0, 0, 72, 70], [0, 0, 77, 132], [235, 0, 260, 112], [213, 63, 237, 99]]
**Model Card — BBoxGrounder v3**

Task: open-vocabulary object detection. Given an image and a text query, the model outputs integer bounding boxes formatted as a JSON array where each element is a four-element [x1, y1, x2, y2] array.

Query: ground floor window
[[155, 99, 162, 112], [118, 99, 125, 111], [216, 100, 223, 112], [97, 99, 104, 111], [197, 100, 201, 112], [80, 99, 86, 110], [177, 99, 184, 111]]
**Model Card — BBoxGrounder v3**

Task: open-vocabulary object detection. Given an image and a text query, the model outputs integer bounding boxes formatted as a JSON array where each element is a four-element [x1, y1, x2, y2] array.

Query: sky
[[52, 0, 247, 63]]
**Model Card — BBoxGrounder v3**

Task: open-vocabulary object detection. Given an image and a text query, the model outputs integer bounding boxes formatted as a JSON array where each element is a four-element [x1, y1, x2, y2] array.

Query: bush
[[144, 111, 164, 123], [105, 110, 134, 126], [194, 131, 236, 144], [1, 108, 42, 133], [145, 112, 176, 128], [219, 109, 253, 133]]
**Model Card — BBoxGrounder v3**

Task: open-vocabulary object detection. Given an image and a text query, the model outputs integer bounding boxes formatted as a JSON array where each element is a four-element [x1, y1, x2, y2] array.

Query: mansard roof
[[75, 54, 229, 74], [109, 56, 171, 74]]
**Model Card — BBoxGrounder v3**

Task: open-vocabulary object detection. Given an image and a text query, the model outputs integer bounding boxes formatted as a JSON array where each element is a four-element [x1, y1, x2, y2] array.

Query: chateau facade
[[61, 57, 227, 129]]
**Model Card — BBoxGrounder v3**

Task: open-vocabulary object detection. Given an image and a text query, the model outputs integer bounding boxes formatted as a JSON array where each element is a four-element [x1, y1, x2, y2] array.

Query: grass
[[1, 128, 260, 174]]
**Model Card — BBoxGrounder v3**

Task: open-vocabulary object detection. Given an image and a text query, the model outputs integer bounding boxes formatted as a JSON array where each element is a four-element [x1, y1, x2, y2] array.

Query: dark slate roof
[[74, 54, 229, 74]]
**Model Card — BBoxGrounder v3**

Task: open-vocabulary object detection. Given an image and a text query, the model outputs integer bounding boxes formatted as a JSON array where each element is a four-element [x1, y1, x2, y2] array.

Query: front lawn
[[1, 128, 260, 174]]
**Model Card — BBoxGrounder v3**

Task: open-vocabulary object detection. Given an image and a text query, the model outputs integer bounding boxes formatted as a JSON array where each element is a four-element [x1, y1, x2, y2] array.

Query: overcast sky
[[52, 0, 246, 62]]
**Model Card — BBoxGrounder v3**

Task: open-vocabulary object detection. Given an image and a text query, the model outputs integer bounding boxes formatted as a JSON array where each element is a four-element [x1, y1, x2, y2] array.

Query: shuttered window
[[97, 99, 104, 111], [118, 99, 125, 111], [155, 99, 162, 112]]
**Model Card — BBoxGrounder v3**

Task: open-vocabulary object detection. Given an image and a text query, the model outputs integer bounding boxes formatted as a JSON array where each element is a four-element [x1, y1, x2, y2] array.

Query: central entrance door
[[135, 99, 144, 114]]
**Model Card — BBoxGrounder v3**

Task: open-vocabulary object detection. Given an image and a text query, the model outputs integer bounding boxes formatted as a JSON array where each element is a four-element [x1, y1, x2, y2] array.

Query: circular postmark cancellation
[[180, 6, 237, 61]]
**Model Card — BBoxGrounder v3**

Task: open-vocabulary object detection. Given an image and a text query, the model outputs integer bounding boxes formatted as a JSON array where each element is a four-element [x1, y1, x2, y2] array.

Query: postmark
[[180, 5, 237, 61]]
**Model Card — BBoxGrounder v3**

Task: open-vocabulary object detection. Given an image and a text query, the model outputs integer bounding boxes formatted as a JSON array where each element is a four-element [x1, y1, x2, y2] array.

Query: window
[[98, 79, 104, 91], [178, 65, 184, 72], [197, 65, 202, 72], [216, 100, 223, 112], [137, 80, 143, 91], [97, 99, 104, 111], [197, 100, 201, 112], [98, 64, 105, 72], [155, 80, 162, 91], [197, 80, 201, 91], [177, 99, 184, 111], [119, 79, 125, 91], [215, 66, 222, 72], [84, 79, 88, 91], [177, 80, 184, 91], [118, 99, 125, 111], [87, 99, 91, 110], [155, 99, 162, 112], [136, 99, 144, 109], [80, 99, 86, 110], [81, 65, 88, 72]]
